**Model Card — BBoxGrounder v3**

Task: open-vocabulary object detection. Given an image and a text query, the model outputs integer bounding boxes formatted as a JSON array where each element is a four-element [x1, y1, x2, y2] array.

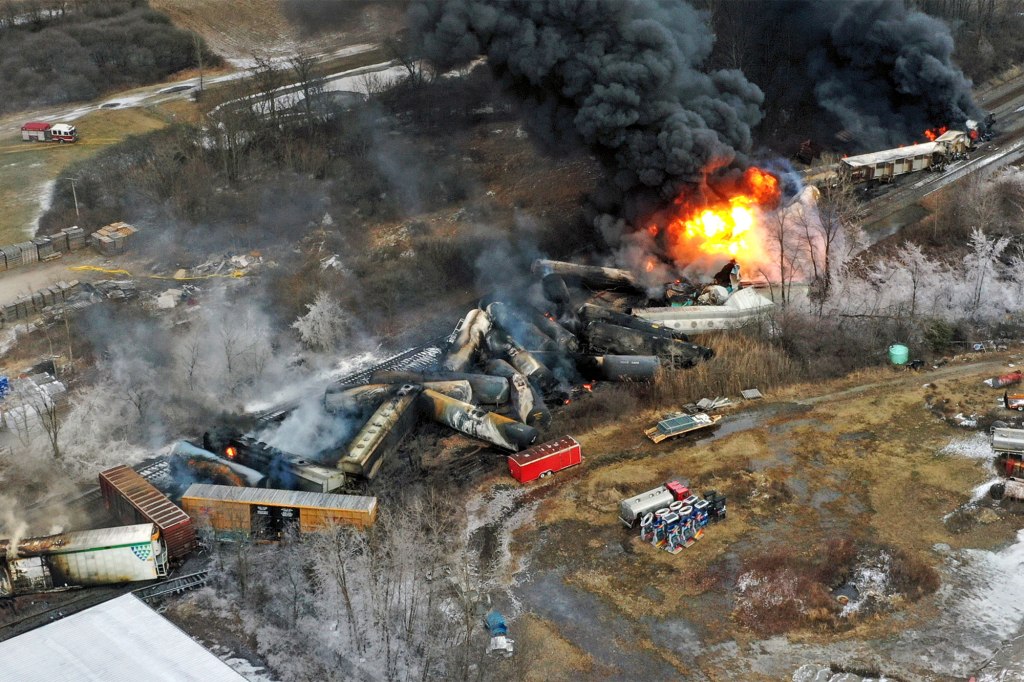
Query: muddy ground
[[466, 353, 1024, 681]]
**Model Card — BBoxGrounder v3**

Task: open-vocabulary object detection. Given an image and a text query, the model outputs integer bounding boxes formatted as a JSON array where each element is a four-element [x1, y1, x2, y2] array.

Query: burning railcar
[[839, 129, 972, 184]]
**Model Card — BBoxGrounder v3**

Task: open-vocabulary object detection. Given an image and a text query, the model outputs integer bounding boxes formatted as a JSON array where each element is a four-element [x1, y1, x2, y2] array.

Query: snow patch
[[940, 433, 995, 460]]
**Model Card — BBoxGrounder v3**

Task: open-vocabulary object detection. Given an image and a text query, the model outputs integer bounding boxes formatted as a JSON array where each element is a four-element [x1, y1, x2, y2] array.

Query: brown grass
[[633, 332, 798, 409], [733, 549, 837, 636], [888, 549, 941, 600]]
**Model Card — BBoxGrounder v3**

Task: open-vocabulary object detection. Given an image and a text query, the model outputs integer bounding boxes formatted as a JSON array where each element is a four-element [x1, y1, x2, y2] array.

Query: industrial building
[[0, 594, 246, 681]]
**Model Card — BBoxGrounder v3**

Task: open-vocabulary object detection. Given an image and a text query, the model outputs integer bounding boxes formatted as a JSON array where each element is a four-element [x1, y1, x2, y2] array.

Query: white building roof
[[0, 594, 247, 681]]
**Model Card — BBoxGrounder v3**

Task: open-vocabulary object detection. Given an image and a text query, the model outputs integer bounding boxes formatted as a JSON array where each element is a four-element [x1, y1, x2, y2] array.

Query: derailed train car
[[98, 465, 196, 562], [0, 524, 168, 597], [839, 129, 971, 184]]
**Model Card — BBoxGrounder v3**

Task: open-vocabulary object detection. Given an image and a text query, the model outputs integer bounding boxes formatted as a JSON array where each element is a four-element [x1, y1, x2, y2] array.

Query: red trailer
[[98, 465, 196, 561], [507, 436, 581, 483]]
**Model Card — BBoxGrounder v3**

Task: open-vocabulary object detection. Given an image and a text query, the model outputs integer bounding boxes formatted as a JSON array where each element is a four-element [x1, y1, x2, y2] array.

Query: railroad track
[[255, 340, 447, 425], [329, 342, 446, 389], [0, 584, 130, 641], [132, 570, 209, 602]]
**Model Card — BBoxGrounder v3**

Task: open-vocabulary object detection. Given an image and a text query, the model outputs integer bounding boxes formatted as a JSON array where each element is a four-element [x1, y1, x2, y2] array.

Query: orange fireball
[[662, 167, 781, 271]]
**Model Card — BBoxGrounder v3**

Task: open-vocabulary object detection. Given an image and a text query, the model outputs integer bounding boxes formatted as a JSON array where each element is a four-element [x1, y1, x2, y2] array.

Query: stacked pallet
[[90, 222, 137, 255], [0, 226, 86, 273], [0, 280, 80, 324]]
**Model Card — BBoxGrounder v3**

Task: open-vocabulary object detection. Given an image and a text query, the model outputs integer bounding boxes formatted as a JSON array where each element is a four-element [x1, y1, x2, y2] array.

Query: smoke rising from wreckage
[[3, 0, 1024, 679]]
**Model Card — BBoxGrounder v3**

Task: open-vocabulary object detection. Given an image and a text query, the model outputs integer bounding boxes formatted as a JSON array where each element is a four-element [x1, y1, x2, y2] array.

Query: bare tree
[[251, 54, 286, 128], [193, 33, 205, 100], [384, 31, 425, 85], [761, 208, 802, 305], [289, 53, 326, 135], [176, 328, 204, 392], [30, 396, 63, 463]]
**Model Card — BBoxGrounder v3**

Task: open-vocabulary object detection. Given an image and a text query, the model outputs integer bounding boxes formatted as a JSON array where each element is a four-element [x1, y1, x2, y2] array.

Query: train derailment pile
[[200, 257, 764, 495], [277, 258, 770, 487]]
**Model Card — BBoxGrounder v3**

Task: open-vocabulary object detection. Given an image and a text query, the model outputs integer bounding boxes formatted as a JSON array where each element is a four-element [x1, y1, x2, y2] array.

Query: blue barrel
[[889, 344, 909, 366]]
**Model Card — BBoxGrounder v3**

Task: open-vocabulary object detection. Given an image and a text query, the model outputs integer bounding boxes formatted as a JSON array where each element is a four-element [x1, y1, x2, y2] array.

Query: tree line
[[0, 0, 219, 115]]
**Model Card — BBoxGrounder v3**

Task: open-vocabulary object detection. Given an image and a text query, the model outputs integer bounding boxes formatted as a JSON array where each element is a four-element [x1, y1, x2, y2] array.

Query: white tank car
[[0, 523, 168, 597]]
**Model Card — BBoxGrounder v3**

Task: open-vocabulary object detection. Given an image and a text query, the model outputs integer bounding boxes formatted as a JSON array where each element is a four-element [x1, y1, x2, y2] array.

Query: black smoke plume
[[408, 0, 765, 228], [724, 0, 982, 150]]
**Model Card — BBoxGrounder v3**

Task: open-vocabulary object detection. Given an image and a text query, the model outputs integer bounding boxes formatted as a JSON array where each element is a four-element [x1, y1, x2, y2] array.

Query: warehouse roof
[[182, 483, 377, 513], [841, 141, 940, 168], [0, 594, 247, 681]]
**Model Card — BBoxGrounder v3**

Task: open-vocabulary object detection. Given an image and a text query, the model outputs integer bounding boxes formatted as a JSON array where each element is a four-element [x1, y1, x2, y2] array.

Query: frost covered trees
[[293, 291, 351, 352]]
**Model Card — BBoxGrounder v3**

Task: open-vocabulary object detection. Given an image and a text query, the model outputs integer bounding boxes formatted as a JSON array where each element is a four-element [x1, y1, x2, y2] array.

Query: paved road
[[0, 43, 384, 139]]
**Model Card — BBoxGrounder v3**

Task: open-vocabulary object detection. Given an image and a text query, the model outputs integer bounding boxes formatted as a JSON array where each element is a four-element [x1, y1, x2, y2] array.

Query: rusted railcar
[[99, 465, 196, 562], [181, 484, 377, 540]]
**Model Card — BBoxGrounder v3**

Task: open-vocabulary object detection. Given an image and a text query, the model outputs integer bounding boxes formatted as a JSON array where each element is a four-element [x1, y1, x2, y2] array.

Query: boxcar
[[507, 436, 582, 483], [0, 524, 168, 597], [99, 465, 196, 561], [181, 484, 377, 540]]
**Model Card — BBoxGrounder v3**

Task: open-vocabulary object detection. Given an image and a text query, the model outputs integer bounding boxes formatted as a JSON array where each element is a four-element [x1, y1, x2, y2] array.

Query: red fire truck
[[21, 122, 78, 143]]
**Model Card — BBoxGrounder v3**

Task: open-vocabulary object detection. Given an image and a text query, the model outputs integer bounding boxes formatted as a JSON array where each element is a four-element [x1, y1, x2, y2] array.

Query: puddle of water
[[713, 403, 809, 439], [886, 529, 1024, 675], [788, 477, 810, 503], [839, 430, 875, 442], [769, 418, 830, 435], [643, 617, 705, 662]]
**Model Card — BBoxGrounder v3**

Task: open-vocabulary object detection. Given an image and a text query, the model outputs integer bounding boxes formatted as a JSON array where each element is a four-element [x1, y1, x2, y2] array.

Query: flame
[[662, 167, 781, 270], [970, 129, 979, 141], [582, 382, 594, 392], [225, 446, 237, 460], [923, 126, 948, 142]]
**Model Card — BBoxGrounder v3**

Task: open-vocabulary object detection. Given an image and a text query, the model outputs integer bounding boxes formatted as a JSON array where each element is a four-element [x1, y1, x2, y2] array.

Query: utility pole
[[63, 177, 79, 222]]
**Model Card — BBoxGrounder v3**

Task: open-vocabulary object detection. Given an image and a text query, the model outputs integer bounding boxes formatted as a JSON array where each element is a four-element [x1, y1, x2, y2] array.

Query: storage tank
[[888, 344, 909, 366], [619, 485, 675, 527], [993, 428, 1024, 454]]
